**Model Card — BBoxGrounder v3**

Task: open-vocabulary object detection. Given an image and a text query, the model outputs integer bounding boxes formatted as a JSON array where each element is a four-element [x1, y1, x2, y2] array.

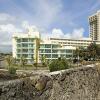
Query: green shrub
[[8, 67, 16, 74], [49, 57, 70, 72]]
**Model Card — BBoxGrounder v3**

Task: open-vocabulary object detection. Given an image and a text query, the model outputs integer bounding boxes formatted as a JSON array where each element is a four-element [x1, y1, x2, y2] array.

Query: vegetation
[[41, 55, 47, 66], [19, 57, 27, 69], [8, 67, 16, 74], [73, 43, 100, 63], [5, 55, 17, 74], [49, 57, 70, 72], [5, 55, 13, 68], [34, 37, 40, 69]]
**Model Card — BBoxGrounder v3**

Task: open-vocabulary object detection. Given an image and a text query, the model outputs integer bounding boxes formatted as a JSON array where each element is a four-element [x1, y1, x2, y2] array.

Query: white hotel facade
[[12, 11, 100, 63]]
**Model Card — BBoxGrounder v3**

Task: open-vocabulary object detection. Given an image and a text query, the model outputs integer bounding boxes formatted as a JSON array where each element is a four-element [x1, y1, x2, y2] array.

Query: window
[[52, 45, 59, 48], [40, 44, 45, 48], [66, 50, 72, 53], [52, 50, 58, 53], [17, 44, 21, 47], [22, 49, 28, 52], [52, 54, 58, 58], [29, 49, 34, 53], [40, 49, 45, 53], [22, 38, 28, 42], [29, 44, 34, 47], [45, 49, 51, 53], [17, 39, 21, 42], [17, 49, 21, 52], [45, 44, 51, 48], [66, 55, 72, 58], [45, 54, 51, 58], [29, 38, 34, 42], [22, 44, 28, 47]]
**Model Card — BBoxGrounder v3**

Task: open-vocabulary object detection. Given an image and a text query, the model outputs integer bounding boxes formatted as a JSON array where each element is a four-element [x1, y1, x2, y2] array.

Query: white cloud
[[0, 24, 22, 33], [51, 28, 64, 38], [71, 28, 84, 39], [41, 28, 85, 39], [22, 20, 38, 32], [0, 13, 16, 23], [22, 20, 29, 29]]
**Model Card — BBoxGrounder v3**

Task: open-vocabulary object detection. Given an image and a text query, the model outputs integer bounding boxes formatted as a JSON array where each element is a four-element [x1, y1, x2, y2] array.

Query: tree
[[5, 55, 13, 68], [20, 57, 27, 69], [49, 57, 70, 72], [5, 55, 17, 74], [87, 43, 98, 60], [34, 37, 40, 69], [41, 55, 46, 66]]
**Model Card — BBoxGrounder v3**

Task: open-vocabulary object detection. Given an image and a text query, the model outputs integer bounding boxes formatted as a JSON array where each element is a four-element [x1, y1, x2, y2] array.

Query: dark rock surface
[[0, 66, 100, 100]]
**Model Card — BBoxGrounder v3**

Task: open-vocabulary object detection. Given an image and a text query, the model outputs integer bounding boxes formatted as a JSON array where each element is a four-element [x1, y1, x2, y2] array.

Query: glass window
[[22, 38, 28, 42], [17, 49, 21, 52], [22, 54, 28, 58], [45, 44, 51, 48], [66, 55, 72, 58], [29, 38, 34, 42], [40, 49, 45, 53], [52, 54, 58, 58], [29, 44, 34, 47], [52, 50, 58, 53], [45, 54, 51, 58], [17, 54, 21, 58], [17, 44, 21, 47], [52, 44, 59, 48], [22, 49, 28, 52], [66, 50, 72, 53], [45, 49, 51, 53], [17, 39, 21, 42], [40, 44, 45, 48], [60, 54, 66, 58], [22, 44, 28, 47], [29, 49, 34, 53], [60, 50, 66, 53]]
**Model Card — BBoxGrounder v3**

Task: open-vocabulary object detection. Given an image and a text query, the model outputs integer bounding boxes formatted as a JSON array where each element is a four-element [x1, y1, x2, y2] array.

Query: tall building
[[89, 10, 100, 41]]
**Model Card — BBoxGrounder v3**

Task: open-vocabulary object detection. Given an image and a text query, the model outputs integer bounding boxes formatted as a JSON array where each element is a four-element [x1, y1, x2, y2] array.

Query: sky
[[0, 0, 100, 52]]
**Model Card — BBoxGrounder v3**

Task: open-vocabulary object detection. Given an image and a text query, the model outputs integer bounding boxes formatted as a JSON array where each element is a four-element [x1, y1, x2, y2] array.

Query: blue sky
[[0, 0, 100, 52]]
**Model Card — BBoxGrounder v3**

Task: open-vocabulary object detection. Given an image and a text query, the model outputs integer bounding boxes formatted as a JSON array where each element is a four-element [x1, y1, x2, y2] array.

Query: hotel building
[[12, 11, 100, 63], [89, 10, 100, 41], [13, 28, 76, 63]]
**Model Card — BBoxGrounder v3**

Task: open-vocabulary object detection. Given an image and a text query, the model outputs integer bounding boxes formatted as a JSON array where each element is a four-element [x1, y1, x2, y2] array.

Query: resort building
[[12, 28, 76, 63], [89, 10, 100, 41], [12, 10, 100, 63]]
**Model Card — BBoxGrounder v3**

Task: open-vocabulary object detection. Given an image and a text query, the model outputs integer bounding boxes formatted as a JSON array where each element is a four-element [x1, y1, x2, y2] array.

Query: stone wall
[[0, 65, 100, 100]]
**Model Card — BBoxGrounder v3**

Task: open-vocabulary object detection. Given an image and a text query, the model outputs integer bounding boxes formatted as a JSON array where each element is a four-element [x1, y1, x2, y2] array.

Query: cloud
[[71, 28, 84, 39], [42, 28, 85, 39], [0, 13, 15, 22], [0, 24, 22, 33], [19, 0, 63, 29], [0, 13, 22, 51], [51, 28, 64, 38]]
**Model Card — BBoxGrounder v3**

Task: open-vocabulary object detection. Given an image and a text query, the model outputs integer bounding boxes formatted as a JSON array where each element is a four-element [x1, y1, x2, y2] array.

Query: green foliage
[[41, 55, 47, 67], [49, 57, 70, 72], [73, 43, 100, 62], [5, 55, 13, 67], [20, 57, 27, 68], [34, 63, 37, 67], [8, 67, 16, 74]]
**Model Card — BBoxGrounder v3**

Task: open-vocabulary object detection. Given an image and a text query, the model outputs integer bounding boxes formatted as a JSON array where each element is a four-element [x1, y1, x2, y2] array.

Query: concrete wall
[[0, 66, 100, 100]]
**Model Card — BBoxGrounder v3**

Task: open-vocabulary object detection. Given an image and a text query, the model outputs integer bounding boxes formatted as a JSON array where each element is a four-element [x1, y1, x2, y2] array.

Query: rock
[[0, 66, 100, 100]]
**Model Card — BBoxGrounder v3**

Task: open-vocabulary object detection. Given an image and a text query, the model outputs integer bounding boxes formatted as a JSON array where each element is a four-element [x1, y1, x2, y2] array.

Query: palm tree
[[20, 56, 27, 69], [5, 55, 13, 68], [34, 37, 40, 69]]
